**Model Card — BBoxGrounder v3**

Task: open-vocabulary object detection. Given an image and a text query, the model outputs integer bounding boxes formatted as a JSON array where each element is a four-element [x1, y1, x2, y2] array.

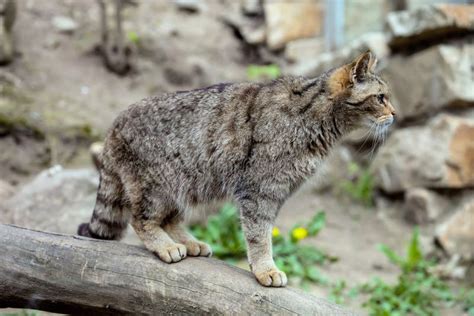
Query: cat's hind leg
[[132, 214, 187, 263], [77, 169, 129, 240], [162, 213, 212, 257], [128, 188, 187, 263]]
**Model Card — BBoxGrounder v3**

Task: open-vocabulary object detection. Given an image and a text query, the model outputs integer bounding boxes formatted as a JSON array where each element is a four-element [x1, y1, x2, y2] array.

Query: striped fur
[[78, 52, 395, 287]]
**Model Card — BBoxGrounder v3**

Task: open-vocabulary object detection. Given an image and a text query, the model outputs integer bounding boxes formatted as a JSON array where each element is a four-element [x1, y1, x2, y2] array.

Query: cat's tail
[[77, 170, 129, 240]]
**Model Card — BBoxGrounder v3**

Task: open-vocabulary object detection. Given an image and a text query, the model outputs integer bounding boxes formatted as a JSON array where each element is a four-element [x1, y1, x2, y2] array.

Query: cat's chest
[[293, 155, 323, 179], [268, 154, 323, 187]]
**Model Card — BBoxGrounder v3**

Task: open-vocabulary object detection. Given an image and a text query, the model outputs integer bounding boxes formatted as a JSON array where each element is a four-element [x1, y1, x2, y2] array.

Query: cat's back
[[107, 81, 266, 165]]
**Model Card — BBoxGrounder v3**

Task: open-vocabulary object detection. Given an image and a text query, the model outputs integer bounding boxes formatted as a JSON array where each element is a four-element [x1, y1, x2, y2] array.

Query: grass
[[328, 228, 474, 316], [340, 162, 374, 207], [359, 229, 455, 315], [246, 64, 281, 81], [190, 204, 335, 286]]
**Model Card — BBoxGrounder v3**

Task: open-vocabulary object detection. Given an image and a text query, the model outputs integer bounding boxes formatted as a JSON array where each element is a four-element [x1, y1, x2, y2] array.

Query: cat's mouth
[[362, 115, 394, 129], [375, 115, 394, 127]]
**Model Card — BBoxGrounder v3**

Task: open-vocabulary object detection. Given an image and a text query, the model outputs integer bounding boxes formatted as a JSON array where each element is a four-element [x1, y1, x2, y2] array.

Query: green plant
[[246, 64, 281, 81], [359, 229, 455, 316], [329, 280, 349, 305], [127, 30, 140, 45], [456, 288, 474, 316], [190, 205, 335, 285], [340, 162, 374, 206], [190, 204, 246, 261], [273, 211, 336, 286]]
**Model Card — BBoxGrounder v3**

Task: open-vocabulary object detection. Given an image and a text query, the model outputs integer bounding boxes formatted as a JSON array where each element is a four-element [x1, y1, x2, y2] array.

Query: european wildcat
[[78, 52, 395, 287]]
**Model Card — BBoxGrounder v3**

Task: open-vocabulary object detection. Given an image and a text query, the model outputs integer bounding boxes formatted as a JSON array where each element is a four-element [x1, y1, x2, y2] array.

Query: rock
[[285, 37, 325, 63], [2, 166, 217, 244], [0, 179, 15, 223], [264, 0, 322, 50], [308, 145, 354, 192], [3, 166, 141, 245], [241, 0, 263, 16], [344, 0, 386, 42], [372, 113, 474, 193], [52, 16, 78, 34], [4, 166, 98, 233], [225, 14, 266, 46], [404, 188, 449, 224], [288, 32, 388, 77], [382, 43, 474, 120], [240, 23, 266, 45], [174, 0, 203, 13], [90, 141, 104, 170], [0, 179, 14, 200], [387, 4, 474, 51], [436, 198, 474, 260]]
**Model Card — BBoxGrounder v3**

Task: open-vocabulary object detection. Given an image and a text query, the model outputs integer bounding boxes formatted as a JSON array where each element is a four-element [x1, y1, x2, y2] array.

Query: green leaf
[[247, 64, 281, 81], [406, 228, 422, 270], [306, 266, 328, 284], [307, 211, 326, 236], [127, 31, 140, 44], [377, 244, 403, 267]]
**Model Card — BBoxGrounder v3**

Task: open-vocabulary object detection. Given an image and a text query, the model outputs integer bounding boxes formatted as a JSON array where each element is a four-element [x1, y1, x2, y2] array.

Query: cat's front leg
[[238, 197, 287, 287]]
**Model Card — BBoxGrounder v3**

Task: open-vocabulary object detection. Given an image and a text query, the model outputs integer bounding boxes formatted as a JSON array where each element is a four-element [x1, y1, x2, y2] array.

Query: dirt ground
[[0, 1, 450, 315]]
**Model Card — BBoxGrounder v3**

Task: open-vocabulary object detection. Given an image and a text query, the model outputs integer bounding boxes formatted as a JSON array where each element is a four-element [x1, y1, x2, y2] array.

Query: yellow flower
[[272, 227, 280, 237], [292, 227, 308, 240]]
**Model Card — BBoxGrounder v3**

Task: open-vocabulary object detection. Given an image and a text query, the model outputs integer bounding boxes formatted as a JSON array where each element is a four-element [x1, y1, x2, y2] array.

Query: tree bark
[[0, 224, 354, 315]]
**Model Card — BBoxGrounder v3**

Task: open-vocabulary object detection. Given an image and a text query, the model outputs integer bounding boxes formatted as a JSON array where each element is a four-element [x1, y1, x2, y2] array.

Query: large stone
[[344, 0, 386, 42], [4, 166, 99, 234], [51, 15, 78, 34], [285, 37, 325, 63], [382, 43, 474, 120], [2, 166, 142, 244], [404, 188, 449, 224], [387, 4, 474, 51], [288, 32, 388, 77], [436, 198, 474, 260], [241, 0, 263, 16], [3, 166, 216, 243], [3, 166, 140, 245], [308, 145, 354, 192], [0, 179, 14, 223], [264, 0, 323, 50], [372, 113, 474, 193]]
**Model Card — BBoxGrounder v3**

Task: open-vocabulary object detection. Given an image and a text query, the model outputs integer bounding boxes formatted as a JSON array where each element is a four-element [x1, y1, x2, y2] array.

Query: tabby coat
[[78, 52, 395, 287]]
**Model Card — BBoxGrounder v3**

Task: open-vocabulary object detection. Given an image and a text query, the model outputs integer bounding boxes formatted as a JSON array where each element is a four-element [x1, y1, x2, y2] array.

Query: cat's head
[[328, 52, 395, 134]]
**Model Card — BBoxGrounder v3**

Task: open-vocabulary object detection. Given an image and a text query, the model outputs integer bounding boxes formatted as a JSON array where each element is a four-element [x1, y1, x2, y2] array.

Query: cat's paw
[[154, 243, 187, 263], [185, 240, 212, 257], [254, 268, 288, 287]]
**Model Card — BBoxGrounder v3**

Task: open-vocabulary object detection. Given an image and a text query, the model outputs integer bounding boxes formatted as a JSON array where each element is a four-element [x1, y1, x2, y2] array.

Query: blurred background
[[0, 0, 473, 315]]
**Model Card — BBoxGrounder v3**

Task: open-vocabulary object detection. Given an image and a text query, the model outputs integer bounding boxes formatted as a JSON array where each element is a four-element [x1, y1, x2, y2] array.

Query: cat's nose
[[387, 101, 396, 116]]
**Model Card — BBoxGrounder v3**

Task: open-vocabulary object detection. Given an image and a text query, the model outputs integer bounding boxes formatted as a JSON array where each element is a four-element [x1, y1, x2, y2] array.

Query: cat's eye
[[377, 94, 385, 104]]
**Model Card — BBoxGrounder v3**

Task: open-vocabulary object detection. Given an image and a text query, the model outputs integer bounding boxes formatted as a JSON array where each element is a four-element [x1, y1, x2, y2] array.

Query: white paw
[[254, 268, 287, 287], [154, 243, 187, 263], [185, 240, 212, 257]]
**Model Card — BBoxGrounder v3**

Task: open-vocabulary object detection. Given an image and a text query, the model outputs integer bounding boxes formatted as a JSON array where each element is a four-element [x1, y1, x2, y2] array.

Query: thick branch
[[0, 224, 354, 315]]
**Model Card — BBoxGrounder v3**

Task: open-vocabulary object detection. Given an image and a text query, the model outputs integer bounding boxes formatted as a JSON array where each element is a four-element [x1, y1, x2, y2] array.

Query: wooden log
[[0, 224, 354, 315]]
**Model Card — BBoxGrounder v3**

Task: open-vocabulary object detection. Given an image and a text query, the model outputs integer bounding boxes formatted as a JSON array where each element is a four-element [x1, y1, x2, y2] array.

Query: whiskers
[[368, 122, 389, 160], [356, 121, 389, 161]]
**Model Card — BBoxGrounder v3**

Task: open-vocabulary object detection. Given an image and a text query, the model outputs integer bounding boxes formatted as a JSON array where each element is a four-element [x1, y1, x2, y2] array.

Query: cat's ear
[[327, 64, 352, 97], [350, 52, 377, 83]]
